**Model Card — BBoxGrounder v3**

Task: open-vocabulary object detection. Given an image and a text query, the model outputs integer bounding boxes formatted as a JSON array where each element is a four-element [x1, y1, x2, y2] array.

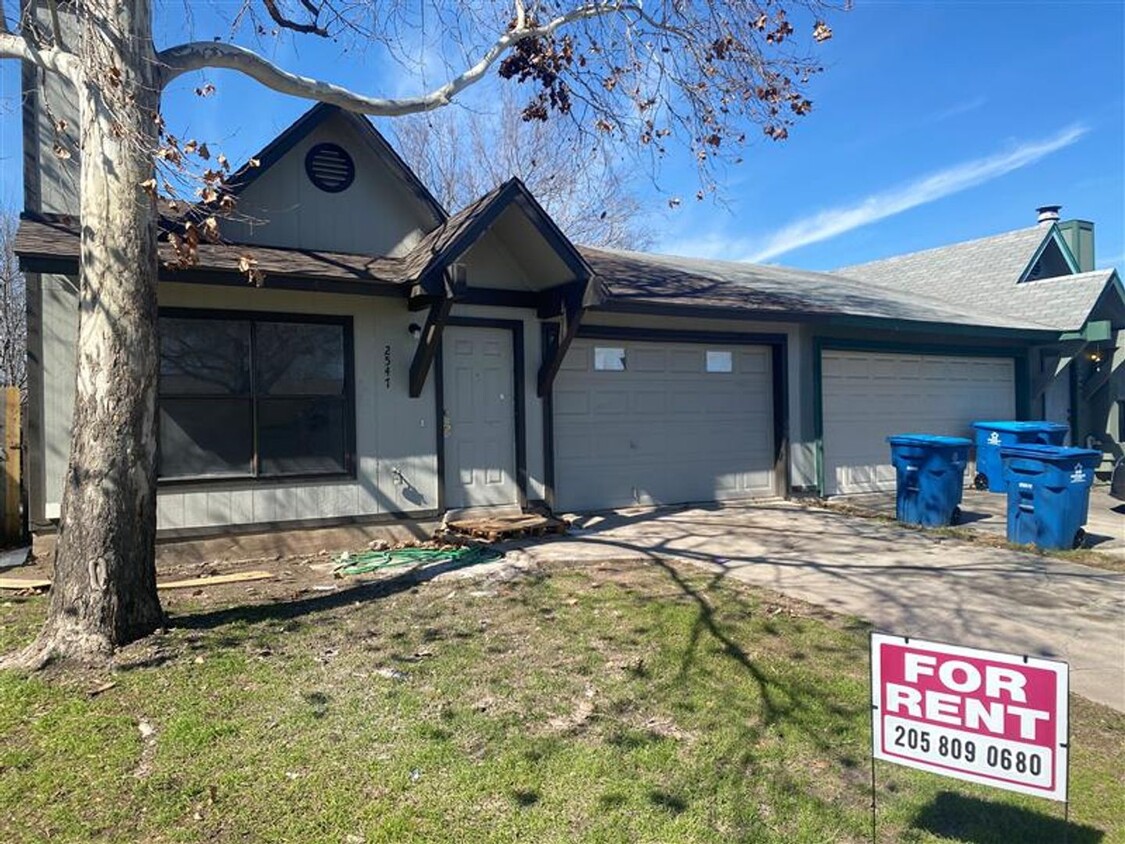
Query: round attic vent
[[304, 143, 355, 193]]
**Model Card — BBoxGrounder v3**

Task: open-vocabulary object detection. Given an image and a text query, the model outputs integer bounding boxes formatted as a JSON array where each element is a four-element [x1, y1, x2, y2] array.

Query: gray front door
[[442, 325, 518, 509]]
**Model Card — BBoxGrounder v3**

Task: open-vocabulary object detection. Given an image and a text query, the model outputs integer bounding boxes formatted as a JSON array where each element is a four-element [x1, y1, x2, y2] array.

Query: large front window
[[158, 312, 353, 481]]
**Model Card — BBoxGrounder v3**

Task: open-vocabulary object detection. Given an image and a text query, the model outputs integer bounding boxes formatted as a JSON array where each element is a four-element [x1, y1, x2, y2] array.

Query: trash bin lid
[[887, 434, 972, 447], [998, 443, 1101, 463], [972, 420, 1069, 433]]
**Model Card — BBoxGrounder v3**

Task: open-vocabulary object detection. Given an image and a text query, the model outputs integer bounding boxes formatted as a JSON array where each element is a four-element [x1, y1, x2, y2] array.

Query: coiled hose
[[333, 545, 504, 577]]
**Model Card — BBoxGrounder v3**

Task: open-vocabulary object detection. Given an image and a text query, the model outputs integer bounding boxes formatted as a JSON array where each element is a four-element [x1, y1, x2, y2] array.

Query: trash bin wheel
[[1073, 529, 1087, 550], [973, 473, 988, 491], [950, 506, 962, 526]]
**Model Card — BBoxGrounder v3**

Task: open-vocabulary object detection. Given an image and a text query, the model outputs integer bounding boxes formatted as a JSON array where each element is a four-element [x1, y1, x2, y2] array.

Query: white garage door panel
[[555, 341, 775, 511], [822, 351, 1015, 496]]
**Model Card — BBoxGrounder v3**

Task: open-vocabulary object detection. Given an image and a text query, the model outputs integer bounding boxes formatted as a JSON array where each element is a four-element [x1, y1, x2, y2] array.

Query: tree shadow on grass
[[171, 559, 468, 632], [909, 792, 1103, 843]]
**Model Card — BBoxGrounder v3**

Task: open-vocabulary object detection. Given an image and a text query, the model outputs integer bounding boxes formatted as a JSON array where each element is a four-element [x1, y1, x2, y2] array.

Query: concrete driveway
[[509, 502, 1125, 711], [841, 487, 1125, 558]]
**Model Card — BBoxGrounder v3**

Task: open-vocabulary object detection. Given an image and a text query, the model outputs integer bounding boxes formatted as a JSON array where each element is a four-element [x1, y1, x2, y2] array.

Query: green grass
[[1, 560, 1122, 843]]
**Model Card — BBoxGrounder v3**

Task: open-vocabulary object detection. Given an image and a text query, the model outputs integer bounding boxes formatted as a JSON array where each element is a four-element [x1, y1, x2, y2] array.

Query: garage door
[[821, 350, 1015, 495], [554, 339, 776, 511]]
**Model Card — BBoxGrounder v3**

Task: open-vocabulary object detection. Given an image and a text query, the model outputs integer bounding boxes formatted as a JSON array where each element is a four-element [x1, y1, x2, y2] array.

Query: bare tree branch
[[158, 3, 637, 113], [392, 92, 652, 249], [260, 0, 327, 37], [0, 29, 79, 78]]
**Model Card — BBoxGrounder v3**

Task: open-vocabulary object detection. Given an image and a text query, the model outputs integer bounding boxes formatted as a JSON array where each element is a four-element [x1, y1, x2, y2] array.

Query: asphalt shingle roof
[[20, 201, 1117, 337], [834, 224, 1116, 332], [15, 215, 410, 288], [579, 246, 1053, 331]]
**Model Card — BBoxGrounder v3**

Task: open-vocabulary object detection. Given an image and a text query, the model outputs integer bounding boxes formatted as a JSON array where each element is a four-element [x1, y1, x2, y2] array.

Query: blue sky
[[1, 0, 1122, 273]]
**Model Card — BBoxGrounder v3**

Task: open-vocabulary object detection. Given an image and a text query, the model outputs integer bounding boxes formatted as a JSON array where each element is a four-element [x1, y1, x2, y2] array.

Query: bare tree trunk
[[6, 0, 164, 667]]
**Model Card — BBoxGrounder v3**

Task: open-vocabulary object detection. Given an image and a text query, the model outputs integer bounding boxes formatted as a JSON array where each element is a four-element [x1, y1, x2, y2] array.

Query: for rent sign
[[871, 633, 1069, 801]]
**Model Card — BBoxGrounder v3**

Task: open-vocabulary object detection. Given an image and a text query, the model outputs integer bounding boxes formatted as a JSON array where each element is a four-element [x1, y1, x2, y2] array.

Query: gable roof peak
[[218, 100, 447, 224]]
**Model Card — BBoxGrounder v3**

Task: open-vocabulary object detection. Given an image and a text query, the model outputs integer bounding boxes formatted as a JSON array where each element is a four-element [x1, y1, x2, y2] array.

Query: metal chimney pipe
[[1036, 205, 1062, 225]]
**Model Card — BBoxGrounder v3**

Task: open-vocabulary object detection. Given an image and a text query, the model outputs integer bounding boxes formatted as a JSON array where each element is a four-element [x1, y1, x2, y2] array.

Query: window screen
[[159, 313, 351, 480]]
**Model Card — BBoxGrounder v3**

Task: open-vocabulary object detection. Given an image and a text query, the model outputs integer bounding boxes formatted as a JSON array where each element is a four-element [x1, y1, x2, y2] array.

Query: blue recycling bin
[[972, 421, 1069, 493], [1000, 444, 1101, 550], [887, 434, 972, 527]]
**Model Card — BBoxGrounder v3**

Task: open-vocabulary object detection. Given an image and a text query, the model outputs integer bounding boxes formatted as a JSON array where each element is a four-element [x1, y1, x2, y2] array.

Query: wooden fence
[[0, 387, 21, 543]]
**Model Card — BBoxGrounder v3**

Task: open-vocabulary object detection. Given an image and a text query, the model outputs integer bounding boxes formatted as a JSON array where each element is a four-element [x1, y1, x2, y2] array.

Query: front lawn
[[1, 559, 1121, 843]]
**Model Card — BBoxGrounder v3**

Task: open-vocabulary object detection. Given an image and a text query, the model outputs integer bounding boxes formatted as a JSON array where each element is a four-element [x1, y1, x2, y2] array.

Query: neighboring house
[[14, 88, 1125, 542], [838, 211, 1125, 472]]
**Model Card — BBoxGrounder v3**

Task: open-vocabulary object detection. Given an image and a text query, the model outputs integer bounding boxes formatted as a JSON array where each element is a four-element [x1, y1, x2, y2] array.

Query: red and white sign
[[871, 633, 1068, 801]]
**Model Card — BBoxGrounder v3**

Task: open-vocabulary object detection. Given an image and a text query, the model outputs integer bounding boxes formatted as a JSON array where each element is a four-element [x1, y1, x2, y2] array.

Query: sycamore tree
[[0, 0, 836, 667]]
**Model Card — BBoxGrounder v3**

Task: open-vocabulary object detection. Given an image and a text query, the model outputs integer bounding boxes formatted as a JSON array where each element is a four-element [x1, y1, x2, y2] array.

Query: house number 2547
[[384, 345, 392, 389]]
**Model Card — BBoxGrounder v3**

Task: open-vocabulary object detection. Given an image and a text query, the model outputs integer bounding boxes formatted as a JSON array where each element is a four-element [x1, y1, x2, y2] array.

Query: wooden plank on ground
[[444, 513, 567, 542], [0, 569, 275, 592], [157, 570, 274, 589]]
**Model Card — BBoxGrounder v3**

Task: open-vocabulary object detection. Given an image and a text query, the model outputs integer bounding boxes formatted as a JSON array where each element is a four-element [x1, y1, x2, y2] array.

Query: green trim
[[812, 337, 1028, 497], [1059, 320, 1113, 343], [1068, 358, 1080, 446], [1018, 224, 1080, 282], [1014, 355, 1031, 420], [812, 337, 825, 497], [1056, 220, 1095, 273]]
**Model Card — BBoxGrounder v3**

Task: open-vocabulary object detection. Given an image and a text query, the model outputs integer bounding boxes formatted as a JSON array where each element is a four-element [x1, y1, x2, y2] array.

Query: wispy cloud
[[738, 124, 1089, 263], [930, 95, 988, 123]]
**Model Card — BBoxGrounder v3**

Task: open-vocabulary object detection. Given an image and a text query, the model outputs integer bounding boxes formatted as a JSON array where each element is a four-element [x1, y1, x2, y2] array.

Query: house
[[14, 91, 1125, 546]]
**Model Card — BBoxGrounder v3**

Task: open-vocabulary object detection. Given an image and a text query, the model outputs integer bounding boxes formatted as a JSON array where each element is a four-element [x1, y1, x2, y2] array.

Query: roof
[[833, 224, 1118, 331], [836, 225, 1050, 295], [580, 246, 1056, 333], [398, 181, 510, 282], [15, 215, 409, 289], [18, 212, 1071, 336], [402, 178, 592, 289]]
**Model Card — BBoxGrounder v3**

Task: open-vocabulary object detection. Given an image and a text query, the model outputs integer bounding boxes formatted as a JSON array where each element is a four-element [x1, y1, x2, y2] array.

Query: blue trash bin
[[999, 444, 1101, 550], [972, 421, 1069, 493], [887, 434, 972, 527]]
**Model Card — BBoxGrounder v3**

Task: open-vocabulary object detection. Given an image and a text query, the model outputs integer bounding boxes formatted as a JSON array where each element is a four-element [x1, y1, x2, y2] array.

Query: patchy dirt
[[10, 538, 532, 613]]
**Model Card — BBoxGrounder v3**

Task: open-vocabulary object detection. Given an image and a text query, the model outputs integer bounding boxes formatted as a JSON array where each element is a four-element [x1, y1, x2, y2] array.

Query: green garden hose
[[333, 545, 504, 577]]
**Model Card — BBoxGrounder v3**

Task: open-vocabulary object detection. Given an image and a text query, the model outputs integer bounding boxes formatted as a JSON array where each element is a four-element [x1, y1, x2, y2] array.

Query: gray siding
[[38, 275, 79, 520], [37, 292, 555, 530], [153, 286, 439, 530], [22, 3, 81, 526], [21, 7, 80, 216], [220, 113, 438, 256]]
